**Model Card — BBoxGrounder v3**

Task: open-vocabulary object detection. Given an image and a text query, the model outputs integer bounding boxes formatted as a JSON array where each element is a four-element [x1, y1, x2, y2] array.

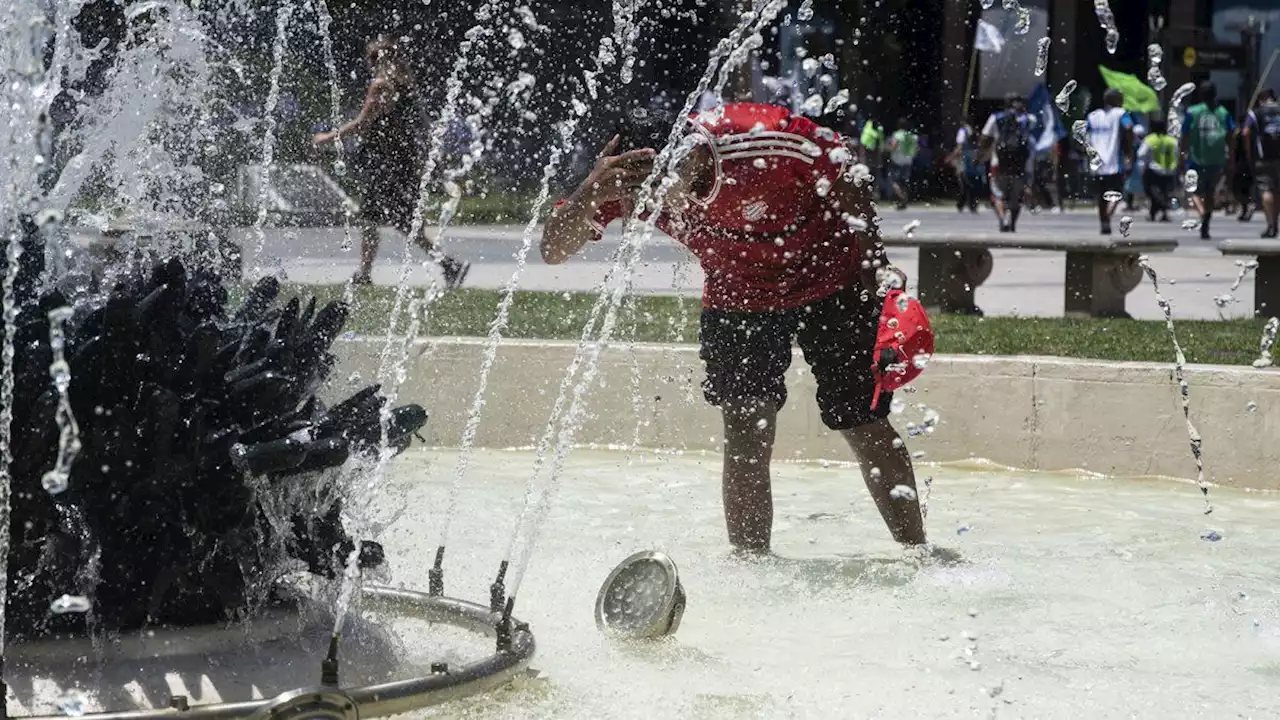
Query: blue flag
[[1026, 82, 1067, 152]]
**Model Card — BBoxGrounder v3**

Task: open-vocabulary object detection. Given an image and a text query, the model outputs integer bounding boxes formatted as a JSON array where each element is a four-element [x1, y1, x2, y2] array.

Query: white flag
[[974, 19, 1006, 54]]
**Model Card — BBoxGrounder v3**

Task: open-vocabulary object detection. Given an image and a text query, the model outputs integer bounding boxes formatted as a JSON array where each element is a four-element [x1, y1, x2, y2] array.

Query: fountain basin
[[380, 447, 1278, 719], [6, 587, 534, 719]]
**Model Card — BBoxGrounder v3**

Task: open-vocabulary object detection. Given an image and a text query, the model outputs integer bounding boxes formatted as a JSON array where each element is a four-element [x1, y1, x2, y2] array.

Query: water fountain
[[0, 0, 547, 715]]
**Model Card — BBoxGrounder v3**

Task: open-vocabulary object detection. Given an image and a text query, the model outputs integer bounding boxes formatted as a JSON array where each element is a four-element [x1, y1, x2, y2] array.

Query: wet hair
[[1199, 80, 1217, 104], [366, 35, 414, 86], [1149, 118, 1168, 134], [1103, 88, 1124, 108]]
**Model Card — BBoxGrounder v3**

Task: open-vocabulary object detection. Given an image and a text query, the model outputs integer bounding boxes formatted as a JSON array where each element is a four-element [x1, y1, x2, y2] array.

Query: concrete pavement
[[244, 205, 1274, 321]]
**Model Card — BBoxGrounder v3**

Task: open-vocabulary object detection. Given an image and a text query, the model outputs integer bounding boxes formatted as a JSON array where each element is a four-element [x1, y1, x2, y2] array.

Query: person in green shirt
[[859, 118, 887, 199], [1138, 118, 1178, 222], [1180, 81, 1235, 240], [887, 118, 919, 210]]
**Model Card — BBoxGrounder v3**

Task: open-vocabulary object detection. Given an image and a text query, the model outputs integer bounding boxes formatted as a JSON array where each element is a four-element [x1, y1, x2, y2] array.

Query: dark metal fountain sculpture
[[3, 218, 426, 641]]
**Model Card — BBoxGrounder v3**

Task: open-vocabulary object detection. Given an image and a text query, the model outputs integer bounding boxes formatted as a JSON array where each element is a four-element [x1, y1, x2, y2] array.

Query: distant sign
[[1180, 45, 1245, 70]]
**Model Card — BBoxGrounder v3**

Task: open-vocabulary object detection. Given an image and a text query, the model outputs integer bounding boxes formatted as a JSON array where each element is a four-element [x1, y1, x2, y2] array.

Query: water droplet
[[912, 353, 931, 370], [1102, 191, 1123, 204], [869, 466, 882, 480], [957, 524, 974, 535], [823, 89, 850, 115], [1247, 401, 1258, 412], [799, 93, 825, 116], [892, 437, 904, 449], [815, 177, 832, 197], [50, 594, 91, 614], [1119, 216, 1133, 237], [1183, 170, 1201, 195], [1201, 529, 1223, 542], [1035, 37, 1051, 76], [981, 0, 995, 7], [801, 57, 820, 76], [1014, 7, 1032, 35], [797, 0, 814, 21], [1181, 219, 1201, 231], [968, 607, 979, 617], [1055, 80, 1077, 112], [755, 417, 769, 430], [890, 398, 906, 414], [752, 158, 768, 170], [890, 484, 917, 501], [42, 472, 69, 495], [903, 219, 921, 237]]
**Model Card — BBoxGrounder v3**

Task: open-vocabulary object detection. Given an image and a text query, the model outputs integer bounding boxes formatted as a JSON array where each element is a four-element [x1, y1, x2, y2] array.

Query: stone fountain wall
[[331, 338, 1280, 489]]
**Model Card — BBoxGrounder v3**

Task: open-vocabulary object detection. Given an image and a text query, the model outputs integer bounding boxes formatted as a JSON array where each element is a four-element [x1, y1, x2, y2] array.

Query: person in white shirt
[[980, 93, 1036, 233], [1084, 89, 1134, 235]]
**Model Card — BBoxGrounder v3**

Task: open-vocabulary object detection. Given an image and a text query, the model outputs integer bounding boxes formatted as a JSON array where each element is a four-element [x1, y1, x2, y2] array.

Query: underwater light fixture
[[595, 551, 686, 639]]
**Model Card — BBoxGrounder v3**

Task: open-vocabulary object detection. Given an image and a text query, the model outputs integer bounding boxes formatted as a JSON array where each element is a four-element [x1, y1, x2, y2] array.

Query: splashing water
[[1255, 317, 1279, 368], [1213, 260, 1258, 317], [1072, 119, 1102, 171], [1137, 258, 1212, 514], [614, 0, 644, 85], [1094, 0, 1119, 54], [435, 38, 618, 563], [1147, 42, 1167, 91], [1014, 7, 1032, 35], [982, 0, 996, 8], [248, 4, 295, 270], [1168, 82, 1197, 139], [303, 0, 354, 255], [502, 0, 789, 601], [824, 88, 850, 115], [903, 219, 921, 238], [797, 0, 815, 22], [1056, 80, 1077, 113], [1102, 190, 1123, 204], [1184, 169, 1199, 194], [41, 308, 81, 496], [1119, 216, 1132, 237], [1035, 37, 1050, 76], [1181, 218, 1201, 231]]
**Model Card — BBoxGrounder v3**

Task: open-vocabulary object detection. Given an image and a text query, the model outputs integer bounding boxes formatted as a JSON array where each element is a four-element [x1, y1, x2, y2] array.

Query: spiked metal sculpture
[[3, 222, 426, 641]]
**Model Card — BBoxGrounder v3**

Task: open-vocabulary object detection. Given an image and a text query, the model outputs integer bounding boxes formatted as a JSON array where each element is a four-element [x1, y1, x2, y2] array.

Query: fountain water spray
[[248, 4, 296, 270], [303, 0, 356, 266], [40, 307, 80, 497], [1255, 317, 1279, 368], [500, 0, 790, 604], [1138, 258, 1212, 514]]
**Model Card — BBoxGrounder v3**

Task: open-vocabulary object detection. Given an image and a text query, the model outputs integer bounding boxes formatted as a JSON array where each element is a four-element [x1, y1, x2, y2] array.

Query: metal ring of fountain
[[9, 586, 536, 720]]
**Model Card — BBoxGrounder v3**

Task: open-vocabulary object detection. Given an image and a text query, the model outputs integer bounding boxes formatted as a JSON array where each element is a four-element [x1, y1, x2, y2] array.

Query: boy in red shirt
[[543, 103, 926, 552]]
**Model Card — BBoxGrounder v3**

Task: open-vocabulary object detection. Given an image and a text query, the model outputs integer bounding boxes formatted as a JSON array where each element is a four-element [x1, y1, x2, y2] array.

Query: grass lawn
[[275, 283, 1272, 367]]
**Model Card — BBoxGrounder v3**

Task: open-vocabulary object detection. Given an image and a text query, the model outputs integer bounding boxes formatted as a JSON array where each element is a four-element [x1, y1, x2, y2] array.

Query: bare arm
[[541, 137, 654, 265], [830, 173, 886, 292], [313, 79, 394, 145]]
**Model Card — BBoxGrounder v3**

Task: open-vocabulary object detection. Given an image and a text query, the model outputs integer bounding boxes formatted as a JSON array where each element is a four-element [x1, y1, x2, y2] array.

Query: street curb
[[328, 338, 1280, 490]]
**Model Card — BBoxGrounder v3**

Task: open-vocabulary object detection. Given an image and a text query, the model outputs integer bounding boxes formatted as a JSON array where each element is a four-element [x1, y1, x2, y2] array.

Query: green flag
[[1098, 65, 1161, 113]]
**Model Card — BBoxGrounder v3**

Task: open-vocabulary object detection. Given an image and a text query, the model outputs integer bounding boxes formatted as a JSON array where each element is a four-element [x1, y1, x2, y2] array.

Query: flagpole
[[962, 39, 980, 122], [1248, 48, 1280, 113]]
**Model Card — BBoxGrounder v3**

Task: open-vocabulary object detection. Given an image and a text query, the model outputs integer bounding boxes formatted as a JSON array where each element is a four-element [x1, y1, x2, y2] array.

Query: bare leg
[[356, 224, 379, 281], [841, 418, 926, 545], [721, 398, 778, 552]]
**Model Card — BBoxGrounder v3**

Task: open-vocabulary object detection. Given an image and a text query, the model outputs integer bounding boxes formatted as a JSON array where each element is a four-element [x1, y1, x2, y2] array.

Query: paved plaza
[[247, 205, 1274, 322]]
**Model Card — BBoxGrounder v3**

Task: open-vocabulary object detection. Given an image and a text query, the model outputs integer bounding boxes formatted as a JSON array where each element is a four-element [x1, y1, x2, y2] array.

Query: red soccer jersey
[[570, 103, 861, 312]]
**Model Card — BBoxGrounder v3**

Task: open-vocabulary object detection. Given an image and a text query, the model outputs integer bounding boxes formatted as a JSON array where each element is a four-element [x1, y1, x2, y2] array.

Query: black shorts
[[1095, 173, 1125, 196], [1257, 161, 1280, 194], [360, 162, 420, 234], [699, 285, 891, 431]]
